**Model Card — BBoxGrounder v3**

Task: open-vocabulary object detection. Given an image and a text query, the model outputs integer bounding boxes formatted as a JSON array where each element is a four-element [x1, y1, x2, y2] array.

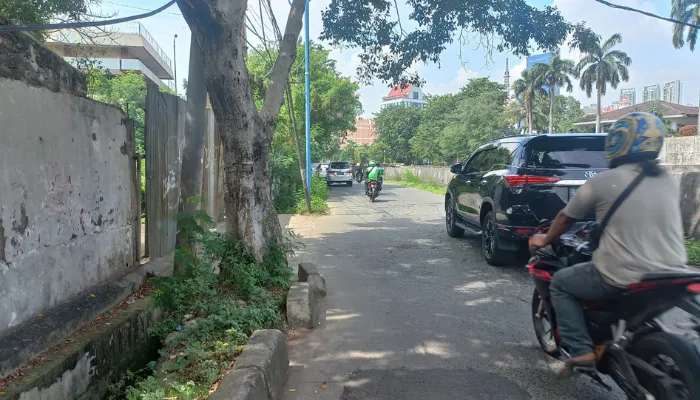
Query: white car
[[317, 163, 329, 179], [326, 161, 353, 186]]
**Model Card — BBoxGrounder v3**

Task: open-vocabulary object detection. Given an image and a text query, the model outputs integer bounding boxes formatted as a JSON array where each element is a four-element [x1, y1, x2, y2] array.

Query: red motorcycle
[[367, 180, 379, 202], [528, 221, 700, 399]]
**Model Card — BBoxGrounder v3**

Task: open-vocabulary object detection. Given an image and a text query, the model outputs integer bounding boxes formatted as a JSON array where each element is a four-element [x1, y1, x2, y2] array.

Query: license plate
[[336, 172, 344, 175]]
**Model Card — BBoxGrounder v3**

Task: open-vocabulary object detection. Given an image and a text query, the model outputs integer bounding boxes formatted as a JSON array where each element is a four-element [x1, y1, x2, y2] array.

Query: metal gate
[[145, 85, 185, 258]]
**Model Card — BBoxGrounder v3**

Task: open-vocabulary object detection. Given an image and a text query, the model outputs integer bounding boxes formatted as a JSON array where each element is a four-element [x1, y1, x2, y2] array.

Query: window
[[330, 162, 351, 169], [526, 137, 606, 168], [413, 91, 419, 99], [465, 151, 488, 173]]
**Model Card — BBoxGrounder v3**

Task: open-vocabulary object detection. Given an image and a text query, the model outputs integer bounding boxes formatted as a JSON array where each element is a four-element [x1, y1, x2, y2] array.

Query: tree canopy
[[375, 105, 422, 163]]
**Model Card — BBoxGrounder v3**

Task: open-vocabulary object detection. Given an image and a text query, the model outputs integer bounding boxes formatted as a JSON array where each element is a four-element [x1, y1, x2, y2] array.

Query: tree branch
[[261, 0, 305, 129]]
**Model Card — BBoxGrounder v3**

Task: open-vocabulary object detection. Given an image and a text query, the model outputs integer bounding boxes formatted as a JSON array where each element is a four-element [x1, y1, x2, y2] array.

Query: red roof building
[[380, 84, 427, 110]]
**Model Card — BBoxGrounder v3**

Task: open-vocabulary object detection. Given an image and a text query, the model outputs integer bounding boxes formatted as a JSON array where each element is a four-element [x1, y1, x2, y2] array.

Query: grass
[[687, 237, 700, 267], [386, 170, 446, 195], [295, 176, 330, 214]]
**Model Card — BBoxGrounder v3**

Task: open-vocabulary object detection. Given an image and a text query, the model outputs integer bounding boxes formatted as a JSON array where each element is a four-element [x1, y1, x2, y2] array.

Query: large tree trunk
[[527, 97, 534, 134], [548, 89, 555, 134], [177, 0, 306, 262], [595, 86, 602, 133]]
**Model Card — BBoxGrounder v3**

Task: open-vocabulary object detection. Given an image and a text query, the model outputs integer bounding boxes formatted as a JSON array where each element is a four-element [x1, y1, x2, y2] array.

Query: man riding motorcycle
[[529, 112, 690, 377], [364, 160, 384, 194]]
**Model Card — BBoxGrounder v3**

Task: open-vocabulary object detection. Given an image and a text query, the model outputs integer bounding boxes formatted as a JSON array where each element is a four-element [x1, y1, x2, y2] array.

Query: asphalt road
[[281, 182, 690, 400]]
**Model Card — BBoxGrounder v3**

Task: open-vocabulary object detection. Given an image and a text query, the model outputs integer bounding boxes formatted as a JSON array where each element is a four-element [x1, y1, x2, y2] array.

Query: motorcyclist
[[529, 112, 689, 377], [364, 160, 384, 194], [355, 162, 364, 181]]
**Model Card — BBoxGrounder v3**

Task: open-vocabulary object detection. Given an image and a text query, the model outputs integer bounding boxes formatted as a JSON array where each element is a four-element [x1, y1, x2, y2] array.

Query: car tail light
[[515, 228, 534, 235], [345, 169, 352, 174], [503, 175, 561, 187], [687, 283, 700, 293], [328, 170, 335, 175]]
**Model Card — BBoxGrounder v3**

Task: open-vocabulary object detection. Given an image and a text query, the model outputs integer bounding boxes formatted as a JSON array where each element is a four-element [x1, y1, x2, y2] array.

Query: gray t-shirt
[[563, 163, 688, 287]]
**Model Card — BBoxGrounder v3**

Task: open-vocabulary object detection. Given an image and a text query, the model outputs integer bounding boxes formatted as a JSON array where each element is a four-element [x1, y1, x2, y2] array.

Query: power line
[[593, 0, 700, 30], [102, 0, 182, 16], [0, 0, 177, 32]]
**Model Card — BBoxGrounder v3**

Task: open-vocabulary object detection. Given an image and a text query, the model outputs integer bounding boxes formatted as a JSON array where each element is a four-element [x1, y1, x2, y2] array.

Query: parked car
[[317, 163, 329, 179], [444, 133, 608, 266], [326, 161, 353, 186]]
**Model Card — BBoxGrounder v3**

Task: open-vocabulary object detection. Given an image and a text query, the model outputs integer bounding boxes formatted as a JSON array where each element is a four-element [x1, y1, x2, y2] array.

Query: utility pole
[[173, 34, 178, 95], [303, 0, 312, 200], [697, 90, 700, 130]]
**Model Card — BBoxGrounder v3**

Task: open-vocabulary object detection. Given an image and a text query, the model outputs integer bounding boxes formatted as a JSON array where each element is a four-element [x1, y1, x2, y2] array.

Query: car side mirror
[[450, 163, 462, 174]]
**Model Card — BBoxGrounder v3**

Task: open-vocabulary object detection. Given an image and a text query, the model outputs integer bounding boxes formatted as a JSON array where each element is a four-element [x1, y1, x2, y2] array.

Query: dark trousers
[[550, 262, 623, 356]]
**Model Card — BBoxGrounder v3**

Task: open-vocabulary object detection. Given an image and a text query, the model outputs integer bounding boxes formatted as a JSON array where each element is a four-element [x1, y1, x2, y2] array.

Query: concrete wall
[[385, 166, 454, 186], [0, 25, 137, 331], [659, 136, 700, 172]]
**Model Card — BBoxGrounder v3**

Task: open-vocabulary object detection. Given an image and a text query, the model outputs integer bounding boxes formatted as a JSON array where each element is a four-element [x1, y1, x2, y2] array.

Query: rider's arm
[[540, 179, 598, 246]]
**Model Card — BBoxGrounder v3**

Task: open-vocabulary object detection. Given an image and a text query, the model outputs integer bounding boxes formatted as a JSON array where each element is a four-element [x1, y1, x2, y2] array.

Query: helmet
[[369, 160, 377, 167], [606, 112, 665, 168]]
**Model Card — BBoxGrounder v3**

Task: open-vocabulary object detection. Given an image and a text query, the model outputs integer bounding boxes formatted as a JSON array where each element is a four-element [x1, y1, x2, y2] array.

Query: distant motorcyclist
[[529, 112, 689, 377], [364, 160, 384, 194], [355, 162, 364, 182]]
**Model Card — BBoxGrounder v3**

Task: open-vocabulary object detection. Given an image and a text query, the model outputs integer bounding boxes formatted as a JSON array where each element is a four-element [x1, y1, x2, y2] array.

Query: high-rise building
[[663, 80, 683, 104], [46, 23, 174, 89], [342, 118, 376, 148], [620, 88, 636, 105], [525, 52, 559, 95], [504, 59, 510, 92], [380, 84, 427, 110], [643, 84, 661, 102]]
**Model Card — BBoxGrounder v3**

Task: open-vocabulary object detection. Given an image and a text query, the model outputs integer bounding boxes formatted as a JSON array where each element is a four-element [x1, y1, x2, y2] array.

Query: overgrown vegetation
[[108, 208, 297, 399], [387, 170, 446, 196], [295, 176, 330, 214], [687, 237, 700, 267]]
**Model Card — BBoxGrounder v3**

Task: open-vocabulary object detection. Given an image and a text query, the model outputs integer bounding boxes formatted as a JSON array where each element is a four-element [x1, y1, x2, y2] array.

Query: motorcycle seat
[[640, 272, 700, 282]]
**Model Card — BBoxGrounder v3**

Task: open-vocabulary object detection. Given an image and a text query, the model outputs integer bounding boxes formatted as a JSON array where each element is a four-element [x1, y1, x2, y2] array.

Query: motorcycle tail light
[[687, 283, 700, 293]]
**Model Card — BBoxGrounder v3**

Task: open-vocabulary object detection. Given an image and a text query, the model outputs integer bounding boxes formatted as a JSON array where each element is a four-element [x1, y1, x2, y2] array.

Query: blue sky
[[100, 0, 699, 117]]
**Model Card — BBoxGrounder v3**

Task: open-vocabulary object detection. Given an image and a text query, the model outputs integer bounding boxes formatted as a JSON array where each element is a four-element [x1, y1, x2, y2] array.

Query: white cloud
[[423, 67, 479, 96], [509, 58, 527, 82]]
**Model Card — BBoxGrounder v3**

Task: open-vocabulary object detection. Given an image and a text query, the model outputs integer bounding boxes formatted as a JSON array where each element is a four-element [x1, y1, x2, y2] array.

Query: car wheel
[[481, 211, 510, 266], [445, 197, 465, 238], [326, 181, 331, 186], [348, 181, 353, 187]]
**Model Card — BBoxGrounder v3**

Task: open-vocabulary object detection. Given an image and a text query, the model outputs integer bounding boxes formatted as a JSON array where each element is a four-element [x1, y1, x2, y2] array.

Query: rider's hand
[[529, 234, 549, 248]]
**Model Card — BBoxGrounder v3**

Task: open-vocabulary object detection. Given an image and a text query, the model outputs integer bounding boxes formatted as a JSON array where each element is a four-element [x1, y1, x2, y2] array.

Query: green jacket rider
[[364, 160, 384, 193]]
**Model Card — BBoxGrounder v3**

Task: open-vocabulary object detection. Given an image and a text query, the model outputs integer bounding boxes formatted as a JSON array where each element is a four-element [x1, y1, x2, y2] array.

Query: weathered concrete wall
[[0, 26, 137, 331], [385, 166, 453, 186], [659, 136, 700, 172]]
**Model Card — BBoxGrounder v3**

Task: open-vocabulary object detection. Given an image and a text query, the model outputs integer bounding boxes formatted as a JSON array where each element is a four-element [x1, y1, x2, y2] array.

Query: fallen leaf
[[89, 294, 96, 298], [37, 314, 43, 317], [288, 389, 296, 392], [320, 382, 327, 389]]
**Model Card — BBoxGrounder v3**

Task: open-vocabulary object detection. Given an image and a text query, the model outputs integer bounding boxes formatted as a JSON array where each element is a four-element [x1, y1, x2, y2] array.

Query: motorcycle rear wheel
[[631, 332, 700, 400], [532, 289, 560, 357]]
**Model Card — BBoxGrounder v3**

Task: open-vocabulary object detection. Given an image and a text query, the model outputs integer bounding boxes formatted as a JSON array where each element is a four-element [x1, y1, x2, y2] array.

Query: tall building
[[663, 80, 683, 104], [46, 23, 174, 89], [525, 52, 559, 95], [643, 84, 661, 102], [342, 118, 376, 148], [380, 84, 427, 110], [620, 88, 636, 105], [504, 59, 510, 92]]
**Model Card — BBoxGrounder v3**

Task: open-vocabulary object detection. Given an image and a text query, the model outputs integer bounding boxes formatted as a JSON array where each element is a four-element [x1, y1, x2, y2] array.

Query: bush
[[294, 176, 329, 214], [110, 209, 297, 400], [679, 125, 697, 137], [687, 237, 700, 267]]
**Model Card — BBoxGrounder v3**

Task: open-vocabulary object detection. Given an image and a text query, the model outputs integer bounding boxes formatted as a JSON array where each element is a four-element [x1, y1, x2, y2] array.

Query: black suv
[[445, 133, 608, 265]]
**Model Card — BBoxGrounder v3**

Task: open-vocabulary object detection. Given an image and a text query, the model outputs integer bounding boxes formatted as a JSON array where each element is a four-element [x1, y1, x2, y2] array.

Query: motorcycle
[[528, 221, 700, 399], [355, 170, 364, 183], [366, 180, 379, 202]]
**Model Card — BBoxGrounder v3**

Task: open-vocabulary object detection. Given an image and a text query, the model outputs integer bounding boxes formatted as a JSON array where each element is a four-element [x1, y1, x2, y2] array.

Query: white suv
[[326, 161, 353, 186]]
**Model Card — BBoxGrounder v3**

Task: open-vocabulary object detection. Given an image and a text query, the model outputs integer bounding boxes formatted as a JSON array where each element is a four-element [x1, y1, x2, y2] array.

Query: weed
[[295, 176, 330, 214], [687, 237, 700, 267], [387, 170, 446, 195]]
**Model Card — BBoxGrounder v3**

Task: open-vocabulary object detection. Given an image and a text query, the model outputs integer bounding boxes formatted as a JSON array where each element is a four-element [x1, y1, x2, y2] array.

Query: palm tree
[[531, 53, 575, 133], [512, 69, 546, 134], [575, 33, 632, 133], [671, 0, 700, 50]]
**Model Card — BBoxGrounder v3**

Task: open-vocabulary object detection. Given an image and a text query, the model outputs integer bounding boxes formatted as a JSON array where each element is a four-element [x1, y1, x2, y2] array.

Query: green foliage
[[295, 176, 330, 214], [512, 69, 547, 134], [0, 0, 93, 40], [320, 0, 582, 86], [375, 106, 423, 163], [387, 170, 445, 195], [687, 237, 700, 267], [113, 209, 297, 399], [671, 0, 700, 51], [530, 53, 575, 133]]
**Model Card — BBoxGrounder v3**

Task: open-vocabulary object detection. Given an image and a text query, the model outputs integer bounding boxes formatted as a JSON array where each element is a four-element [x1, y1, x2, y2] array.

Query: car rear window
[[526, 136, 607, 168], [330, 162, 350, 169]]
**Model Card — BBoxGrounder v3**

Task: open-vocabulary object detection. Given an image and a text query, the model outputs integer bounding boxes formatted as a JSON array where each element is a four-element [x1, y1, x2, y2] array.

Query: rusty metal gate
[[145, 85, 185, 258]]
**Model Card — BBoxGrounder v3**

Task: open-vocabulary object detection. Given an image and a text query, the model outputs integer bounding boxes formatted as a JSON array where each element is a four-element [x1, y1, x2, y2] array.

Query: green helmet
[[369, 160, 377, 167]]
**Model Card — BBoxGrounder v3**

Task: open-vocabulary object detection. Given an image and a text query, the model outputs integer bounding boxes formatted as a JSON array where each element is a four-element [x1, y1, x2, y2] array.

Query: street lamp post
[[304, 0, 311, 195], [173, 34, 178, 95]]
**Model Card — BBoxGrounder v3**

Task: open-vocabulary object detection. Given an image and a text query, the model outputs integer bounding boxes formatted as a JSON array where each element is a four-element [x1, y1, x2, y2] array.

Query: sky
[[99, 0, 700, 117]]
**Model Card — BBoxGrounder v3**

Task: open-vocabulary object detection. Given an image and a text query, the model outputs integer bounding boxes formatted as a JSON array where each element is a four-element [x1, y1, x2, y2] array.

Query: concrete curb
[[209, 329, 289, 400], [0, 256, 173, 379], [298, 262, 327, 297], [286, 282, 315, 328]]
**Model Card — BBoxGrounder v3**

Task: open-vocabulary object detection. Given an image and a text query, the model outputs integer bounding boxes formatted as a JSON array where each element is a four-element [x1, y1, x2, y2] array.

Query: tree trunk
[[174, 35, 207, 274], [596, 86, 602, 133], [177, 0, 306, 262], [548, 88, 555, 134], [527, 97, 534, 134]]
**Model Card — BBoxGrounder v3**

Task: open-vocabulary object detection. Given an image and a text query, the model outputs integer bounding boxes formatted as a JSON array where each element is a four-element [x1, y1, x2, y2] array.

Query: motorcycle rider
[[364, 160, 383, 194], [529, 112, 689, 377], [355, 162, 364, 181]]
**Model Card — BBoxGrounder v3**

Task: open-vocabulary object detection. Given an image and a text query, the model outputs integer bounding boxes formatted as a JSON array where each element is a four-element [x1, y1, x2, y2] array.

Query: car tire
[[348, 181, 352, 187], [445, 197, 465, 238], [326, 181, 331, 186], [481, 211, 511, 266]]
